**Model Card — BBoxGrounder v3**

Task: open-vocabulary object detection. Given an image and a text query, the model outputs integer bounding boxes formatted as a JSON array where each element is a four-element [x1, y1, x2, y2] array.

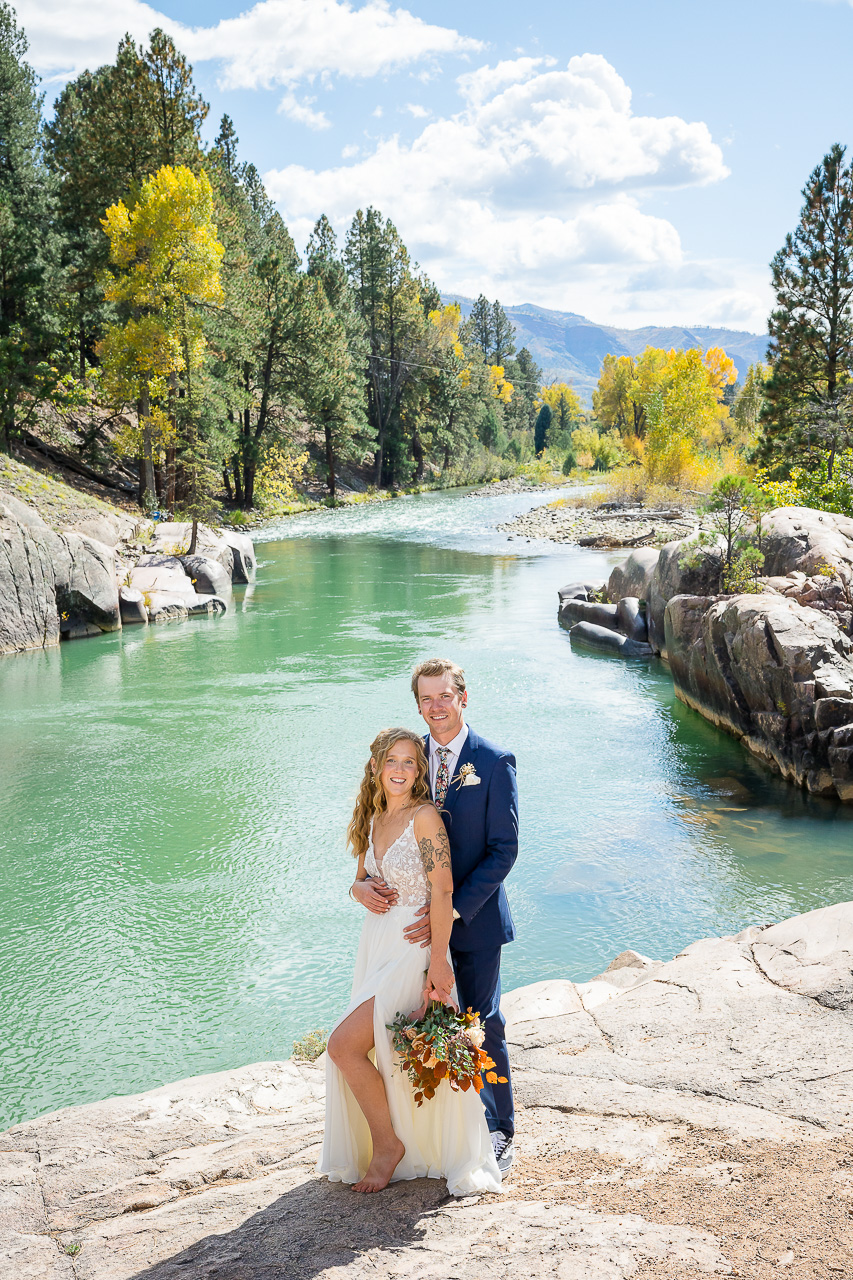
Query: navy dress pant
[[450, 945, 514, 1138]]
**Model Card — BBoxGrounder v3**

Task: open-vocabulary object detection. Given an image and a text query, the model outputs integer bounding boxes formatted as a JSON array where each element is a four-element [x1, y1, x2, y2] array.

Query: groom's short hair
[[411, 658, 466, 700]]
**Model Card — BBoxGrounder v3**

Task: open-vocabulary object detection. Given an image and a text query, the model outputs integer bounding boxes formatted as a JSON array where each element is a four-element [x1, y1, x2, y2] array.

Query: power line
[[366, 351, 580, 396]]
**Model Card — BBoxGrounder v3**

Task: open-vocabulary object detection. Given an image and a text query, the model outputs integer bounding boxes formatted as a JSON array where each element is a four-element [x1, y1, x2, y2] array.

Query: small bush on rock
[[292, 1028, 328, 1061]]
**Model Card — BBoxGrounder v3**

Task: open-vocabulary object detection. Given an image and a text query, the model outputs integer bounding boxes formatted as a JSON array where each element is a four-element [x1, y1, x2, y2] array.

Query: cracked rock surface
[[2, 902, 852, 1278], [665, 593, 853, 804]]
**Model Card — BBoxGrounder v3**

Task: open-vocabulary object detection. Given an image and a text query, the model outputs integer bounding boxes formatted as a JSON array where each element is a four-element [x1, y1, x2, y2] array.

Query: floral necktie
[[434, 747, 451, 807]]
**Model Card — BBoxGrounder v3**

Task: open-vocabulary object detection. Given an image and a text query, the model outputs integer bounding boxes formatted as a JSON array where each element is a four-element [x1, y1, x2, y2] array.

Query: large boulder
[[558, 598, 620, 630], [665, 592, 853, 802], [606, 547, 660, 603], [0, 503, 60, 652], [221, 529, 256, 583], [118, 586, 148, 625], [1, 499, 121, 652], [178, 554, 233, 605], [66, 511, 141, 548], [761, 506, 853, 583], [129, 561, 195, 602], [647, 536, 725, 656], [568, 620, 653, 657], [149, 523, 255, 583], [53, 534, 121, 640]]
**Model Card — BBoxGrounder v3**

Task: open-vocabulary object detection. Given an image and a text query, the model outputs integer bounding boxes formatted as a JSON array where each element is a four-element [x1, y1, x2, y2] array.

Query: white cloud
[[403, 103, 430, 118], [16, 0, 482, 97], [456, 56, 556, 108], [278, 93, 331, 131], [264, 54, 751, 325]]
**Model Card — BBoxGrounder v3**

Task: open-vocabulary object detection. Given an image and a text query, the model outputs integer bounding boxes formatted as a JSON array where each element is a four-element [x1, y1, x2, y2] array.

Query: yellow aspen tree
[[99, 164, 224, 509]]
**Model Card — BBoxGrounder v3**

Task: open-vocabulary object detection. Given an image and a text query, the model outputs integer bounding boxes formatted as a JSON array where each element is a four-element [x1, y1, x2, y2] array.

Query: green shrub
[[292, 1028, 328, 1062]]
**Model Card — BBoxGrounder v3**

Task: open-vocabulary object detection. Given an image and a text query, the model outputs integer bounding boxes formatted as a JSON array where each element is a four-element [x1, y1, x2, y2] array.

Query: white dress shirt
[[428, 723, 469, 798]]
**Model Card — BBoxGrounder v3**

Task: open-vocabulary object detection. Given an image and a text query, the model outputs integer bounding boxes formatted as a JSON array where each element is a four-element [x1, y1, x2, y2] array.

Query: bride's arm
[[415, 807, 455, 1005]]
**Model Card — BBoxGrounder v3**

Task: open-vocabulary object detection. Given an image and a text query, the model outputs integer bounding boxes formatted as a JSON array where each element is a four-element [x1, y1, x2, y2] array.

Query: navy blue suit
[[427, 726, 518, 1137]]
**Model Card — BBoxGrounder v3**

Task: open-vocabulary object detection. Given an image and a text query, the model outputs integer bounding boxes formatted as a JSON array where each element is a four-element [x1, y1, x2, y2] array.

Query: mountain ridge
[[440, 294, 769, 401]]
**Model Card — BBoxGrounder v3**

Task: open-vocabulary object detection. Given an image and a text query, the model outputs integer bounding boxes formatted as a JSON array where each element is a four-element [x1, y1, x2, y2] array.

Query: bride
[[318, 727, 502, 1196]]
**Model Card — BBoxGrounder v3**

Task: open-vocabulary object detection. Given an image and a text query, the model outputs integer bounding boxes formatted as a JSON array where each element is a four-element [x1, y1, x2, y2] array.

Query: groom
[[409, 658, 518, 1174]]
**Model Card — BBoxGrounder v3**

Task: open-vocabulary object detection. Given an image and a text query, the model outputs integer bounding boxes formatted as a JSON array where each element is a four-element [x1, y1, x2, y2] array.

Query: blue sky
[[17, 0, 853, 331]]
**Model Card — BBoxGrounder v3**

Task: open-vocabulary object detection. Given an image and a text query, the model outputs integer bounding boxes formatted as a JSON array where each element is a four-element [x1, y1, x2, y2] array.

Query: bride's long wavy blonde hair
[[347, 727, 431, 859]]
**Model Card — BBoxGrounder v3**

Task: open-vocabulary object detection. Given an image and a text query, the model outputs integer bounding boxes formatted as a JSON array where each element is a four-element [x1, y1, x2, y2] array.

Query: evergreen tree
[[0, 3, 64, 451], [306, 215, 372, 499], [505, 345, 542, 432], [534, 403, 551, 456], [45, 30, 208, 386], [756, 144, 853, 474], [478, 402, 507, 455], [468, 293, 492, 360], [490, 299, 516, 366], [344, 207, 429, 486]]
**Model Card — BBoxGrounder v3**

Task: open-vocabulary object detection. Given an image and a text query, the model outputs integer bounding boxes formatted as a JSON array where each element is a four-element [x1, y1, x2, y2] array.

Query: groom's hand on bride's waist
[[403, 902, 432, 948], [352, 877, 398, 913]]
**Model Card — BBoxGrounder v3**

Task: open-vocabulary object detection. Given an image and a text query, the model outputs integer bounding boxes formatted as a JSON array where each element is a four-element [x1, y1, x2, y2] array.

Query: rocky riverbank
[[559, 506, 853, 805], [500, 499, 698, 547], [0, 494, 255, 656], [2, 900, 851, 1279]]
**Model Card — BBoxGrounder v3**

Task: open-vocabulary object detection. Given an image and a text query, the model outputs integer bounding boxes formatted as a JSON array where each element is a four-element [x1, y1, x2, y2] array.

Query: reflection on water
[[1, 485, 851, 1129]]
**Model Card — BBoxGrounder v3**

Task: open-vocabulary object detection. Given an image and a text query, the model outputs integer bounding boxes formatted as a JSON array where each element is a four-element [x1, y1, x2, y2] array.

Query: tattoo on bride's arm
[[418, 831, 451, 874]]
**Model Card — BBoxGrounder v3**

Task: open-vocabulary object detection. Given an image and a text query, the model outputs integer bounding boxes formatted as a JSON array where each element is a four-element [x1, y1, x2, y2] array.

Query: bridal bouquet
[[388, 1001, 507, 1106]]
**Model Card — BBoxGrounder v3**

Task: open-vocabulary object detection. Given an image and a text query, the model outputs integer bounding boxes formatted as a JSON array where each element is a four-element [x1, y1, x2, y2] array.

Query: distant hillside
[[441, 295, 769, 403]]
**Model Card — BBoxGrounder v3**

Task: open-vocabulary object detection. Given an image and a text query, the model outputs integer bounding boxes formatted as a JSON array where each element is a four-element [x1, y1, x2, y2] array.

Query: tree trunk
[[222, 467, 233, 501], [412, 430, 424, 481], [324, 423, 336, 501], [166, 446, 176, 508], [232, 453, 244, 505], [139, 382, 156, 508], [244, 459, 256, 509], [189, 518, 198, 556]]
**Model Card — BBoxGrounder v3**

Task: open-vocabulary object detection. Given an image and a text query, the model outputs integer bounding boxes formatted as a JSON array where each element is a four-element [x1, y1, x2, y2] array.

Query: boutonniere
[[453, 763, 481, 789]]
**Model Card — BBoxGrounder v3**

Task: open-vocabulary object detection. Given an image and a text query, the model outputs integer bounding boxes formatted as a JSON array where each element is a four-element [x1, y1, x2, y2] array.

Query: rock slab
[[5, 900, 851, 1278]]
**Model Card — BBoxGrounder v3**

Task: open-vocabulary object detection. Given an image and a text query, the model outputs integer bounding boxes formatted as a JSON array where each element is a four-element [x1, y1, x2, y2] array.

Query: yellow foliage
[[488, 365, 513, 404], [429, 303, 468, 376], [112, 406, 176, 463], [99, 165, 225, 407], [255, 444, 308, 511], [536, 381, 581, 418]]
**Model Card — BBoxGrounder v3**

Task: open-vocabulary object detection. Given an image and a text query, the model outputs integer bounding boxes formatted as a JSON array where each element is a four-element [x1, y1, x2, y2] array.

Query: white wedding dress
[[318, 810, 502, 1196]]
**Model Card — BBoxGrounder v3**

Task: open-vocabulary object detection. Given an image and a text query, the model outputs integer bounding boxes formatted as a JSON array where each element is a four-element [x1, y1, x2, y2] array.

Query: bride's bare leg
[[326, 999, 405, 1193]]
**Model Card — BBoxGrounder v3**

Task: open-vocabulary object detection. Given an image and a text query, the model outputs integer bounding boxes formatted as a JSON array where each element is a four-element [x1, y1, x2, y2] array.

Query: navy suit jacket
[[426, 726, 518, 953]]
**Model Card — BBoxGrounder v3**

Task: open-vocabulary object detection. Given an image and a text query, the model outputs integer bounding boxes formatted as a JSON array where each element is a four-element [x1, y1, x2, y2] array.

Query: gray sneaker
[[491, 1129, 514, 1176]]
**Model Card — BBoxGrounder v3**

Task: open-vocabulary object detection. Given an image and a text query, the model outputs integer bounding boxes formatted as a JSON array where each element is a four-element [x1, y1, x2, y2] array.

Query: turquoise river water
[[2, 485, 852, 1130]]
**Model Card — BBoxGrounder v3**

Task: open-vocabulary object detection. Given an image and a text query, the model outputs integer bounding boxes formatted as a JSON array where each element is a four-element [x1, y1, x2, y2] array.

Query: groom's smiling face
[[416, 675, 467, 744]]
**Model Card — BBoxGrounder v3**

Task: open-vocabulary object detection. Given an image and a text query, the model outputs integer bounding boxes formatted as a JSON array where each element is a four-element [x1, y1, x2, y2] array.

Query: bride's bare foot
[[352, 1138, 405, 1193]]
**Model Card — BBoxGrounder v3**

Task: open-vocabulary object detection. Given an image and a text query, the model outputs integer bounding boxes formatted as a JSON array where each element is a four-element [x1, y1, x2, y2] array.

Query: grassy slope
[[0, 453, 134, 533]]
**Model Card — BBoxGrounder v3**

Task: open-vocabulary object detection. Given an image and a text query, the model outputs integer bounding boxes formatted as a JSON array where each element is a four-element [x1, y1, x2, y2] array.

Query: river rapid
[[2, 485, 852, 1130]]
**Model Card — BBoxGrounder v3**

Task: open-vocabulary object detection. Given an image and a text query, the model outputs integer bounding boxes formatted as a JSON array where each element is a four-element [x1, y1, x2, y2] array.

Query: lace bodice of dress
[[365, 810, 430, 908]]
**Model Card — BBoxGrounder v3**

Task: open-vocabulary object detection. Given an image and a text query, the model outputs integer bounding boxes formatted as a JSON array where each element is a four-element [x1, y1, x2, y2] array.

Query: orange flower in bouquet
[[387, 1000, 508, 1106]]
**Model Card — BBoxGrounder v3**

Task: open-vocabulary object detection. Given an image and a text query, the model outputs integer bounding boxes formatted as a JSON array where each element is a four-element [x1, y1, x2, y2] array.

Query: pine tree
[[306, 215, 372, 499], [505, 346, 542, 432], [45, 31, 208, 388], [534, 403, 551, 456], [756, 144, 853, 474], [468, 294, 492, 360], [0, 3, 64, 451], [490, 300, 516, 366], [344, 207, 429, 486]]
